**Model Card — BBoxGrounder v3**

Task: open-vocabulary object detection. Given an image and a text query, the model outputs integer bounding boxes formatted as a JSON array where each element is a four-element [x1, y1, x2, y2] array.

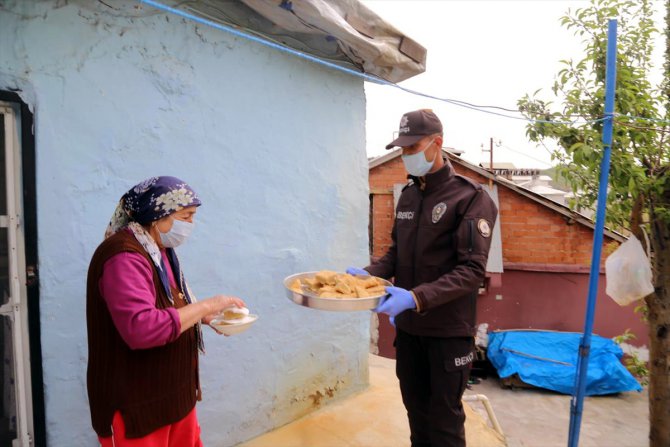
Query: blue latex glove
[[346, 267, 369, 276], [375, 286, 416, 317], [389, 316, 396, 327]]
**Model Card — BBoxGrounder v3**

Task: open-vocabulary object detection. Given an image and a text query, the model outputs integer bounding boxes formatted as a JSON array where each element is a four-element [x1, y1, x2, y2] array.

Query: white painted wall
[[0, 1, 371, 445]]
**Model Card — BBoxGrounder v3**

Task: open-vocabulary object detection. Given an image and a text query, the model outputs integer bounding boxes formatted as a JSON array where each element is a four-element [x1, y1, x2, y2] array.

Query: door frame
[[0, 91, 44, 447]]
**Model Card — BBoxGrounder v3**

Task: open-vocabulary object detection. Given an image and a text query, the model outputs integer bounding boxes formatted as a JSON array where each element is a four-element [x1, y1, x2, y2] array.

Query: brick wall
[[369, 155, 615, 268], [369, 156, 407, 258]]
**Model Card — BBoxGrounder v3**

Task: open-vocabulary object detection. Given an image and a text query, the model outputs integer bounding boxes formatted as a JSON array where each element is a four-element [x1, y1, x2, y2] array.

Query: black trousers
[[395, 330, 474, 447]]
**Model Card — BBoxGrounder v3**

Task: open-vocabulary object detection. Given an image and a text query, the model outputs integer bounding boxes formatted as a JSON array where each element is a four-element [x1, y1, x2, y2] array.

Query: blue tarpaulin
[[487, 330, 642, 396]]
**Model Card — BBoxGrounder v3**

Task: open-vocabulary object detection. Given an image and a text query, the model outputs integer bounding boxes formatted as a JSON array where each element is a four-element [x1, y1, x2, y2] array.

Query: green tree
[[518, 0, 669, 444]]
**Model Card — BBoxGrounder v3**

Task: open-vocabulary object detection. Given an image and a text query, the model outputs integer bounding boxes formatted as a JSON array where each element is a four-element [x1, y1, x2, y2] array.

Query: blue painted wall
[[0, 2, 371, 445]]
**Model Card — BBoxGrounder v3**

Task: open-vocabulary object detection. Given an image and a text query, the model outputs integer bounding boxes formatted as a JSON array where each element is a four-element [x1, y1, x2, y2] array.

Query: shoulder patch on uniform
[[432, 202, 448, 223], [477, 218, 492, 238]]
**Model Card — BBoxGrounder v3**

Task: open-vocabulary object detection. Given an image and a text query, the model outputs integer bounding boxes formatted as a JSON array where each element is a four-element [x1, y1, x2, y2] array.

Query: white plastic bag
[[605, 234, 654, 306]]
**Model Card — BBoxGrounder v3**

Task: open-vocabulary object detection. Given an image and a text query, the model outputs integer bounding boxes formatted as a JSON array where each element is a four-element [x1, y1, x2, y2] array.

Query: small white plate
[[210, 314, 258, 336]]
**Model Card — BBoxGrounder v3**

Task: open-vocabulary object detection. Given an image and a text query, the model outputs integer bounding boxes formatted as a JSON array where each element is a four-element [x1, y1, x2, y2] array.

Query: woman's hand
[[202, 295, 246, 335], [178, 295, 246, 334], [204, 295, 246, 319]]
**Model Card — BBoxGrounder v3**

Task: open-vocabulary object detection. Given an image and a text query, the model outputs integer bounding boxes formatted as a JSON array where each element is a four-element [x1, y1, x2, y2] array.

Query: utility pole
[[490, 137, 494, 171], [489, 137, 493, 188], [481, 138, 494, 188]]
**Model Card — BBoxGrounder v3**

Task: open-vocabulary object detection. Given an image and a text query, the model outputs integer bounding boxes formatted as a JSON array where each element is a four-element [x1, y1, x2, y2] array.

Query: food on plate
[[217, 306, 254, 324], [289, 270, 387, 299], [222, 307, 248, 320]]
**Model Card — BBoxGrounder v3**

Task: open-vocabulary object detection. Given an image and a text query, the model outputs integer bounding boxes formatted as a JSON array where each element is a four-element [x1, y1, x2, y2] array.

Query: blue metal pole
[[567, 19, 618, 447]]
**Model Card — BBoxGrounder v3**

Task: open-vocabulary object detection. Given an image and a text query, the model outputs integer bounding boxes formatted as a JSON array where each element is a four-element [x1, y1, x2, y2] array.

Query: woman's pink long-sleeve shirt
[[99, 251, 182, 350]]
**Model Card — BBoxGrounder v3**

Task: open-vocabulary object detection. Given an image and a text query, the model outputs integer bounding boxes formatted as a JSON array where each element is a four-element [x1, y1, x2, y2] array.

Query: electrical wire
[[138, 0, 614, 128], [497, 144, 555, 167], [442, 99, 520, 113], [183, 4, 356, 64], [140, 0, 377, 77], [142, 0, 670, 130]]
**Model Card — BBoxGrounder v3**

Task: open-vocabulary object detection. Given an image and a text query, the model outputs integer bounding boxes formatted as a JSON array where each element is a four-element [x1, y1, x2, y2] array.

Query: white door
[[0, 102, 33, 446]]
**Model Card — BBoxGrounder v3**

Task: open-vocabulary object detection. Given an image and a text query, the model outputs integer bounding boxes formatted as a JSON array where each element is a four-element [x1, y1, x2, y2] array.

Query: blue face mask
[[401, 138, 436, 176], [160, 218, 194, 248]]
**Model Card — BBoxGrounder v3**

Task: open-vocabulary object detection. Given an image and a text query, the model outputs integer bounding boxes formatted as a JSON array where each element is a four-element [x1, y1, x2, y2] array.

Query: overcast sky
[[361, 0, 665, 169]]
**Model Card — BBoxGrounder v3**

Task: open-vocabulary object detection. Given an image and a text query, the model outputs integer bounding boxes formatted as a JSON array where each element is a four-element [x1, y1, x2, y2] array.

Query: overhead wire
[[496, 143, 555, 167], [138, 0, 670, 169], [440, 99, 520, 113], [138, 0, 616, 128], [138, 1, 670, 134], [182, 3, 356, 64]]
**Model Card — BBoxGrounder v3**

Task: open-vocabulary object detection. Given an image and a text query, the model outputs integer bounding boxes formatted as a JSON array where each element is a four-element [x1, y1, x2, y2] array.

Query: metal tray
[[283, 271, 391, 312]]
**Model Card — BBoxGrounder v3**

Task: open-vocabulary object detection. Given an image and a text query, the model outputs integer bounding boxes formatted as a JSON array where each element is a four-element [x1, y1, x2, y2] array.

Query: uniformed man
[[348, 109, 498, 447]]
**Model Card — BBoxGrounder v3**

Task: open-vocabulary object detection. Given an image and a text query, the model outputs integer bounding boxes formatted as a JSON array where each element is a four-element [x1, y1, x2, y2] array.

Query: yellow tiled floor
[[238, 354, 506, 447]]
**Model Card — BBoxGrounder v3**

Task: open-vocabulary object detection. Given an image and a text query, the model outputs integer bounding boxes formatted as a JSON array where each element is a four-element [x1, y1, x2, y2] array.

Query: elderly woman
[[86, 176, 244, 447]]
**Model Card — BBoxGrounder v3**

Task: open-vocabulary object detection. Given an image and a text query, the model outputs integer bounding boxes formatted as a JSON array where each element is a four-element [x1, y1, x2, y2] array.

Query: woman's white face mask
[[401, 138, 436, 176], [159, 218, 194, 248]]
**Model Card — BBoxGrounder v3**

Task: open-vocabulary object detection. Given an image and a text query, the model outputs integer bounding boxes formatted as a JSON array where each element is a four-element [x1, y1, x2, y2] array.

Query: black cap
[[385, 109, 443, 149]]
